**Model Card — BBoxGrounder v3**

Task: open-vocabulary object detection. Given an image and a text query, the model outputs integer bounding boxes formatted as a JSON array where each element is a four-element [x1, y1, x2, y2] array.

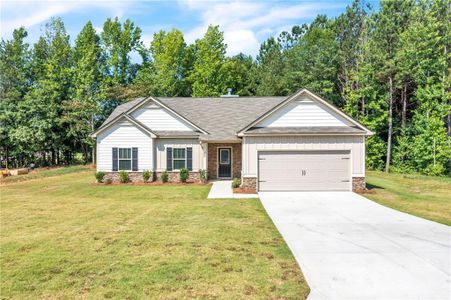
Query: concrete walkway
[[259, 191, 451, 300], [207, 180, 258, 199]]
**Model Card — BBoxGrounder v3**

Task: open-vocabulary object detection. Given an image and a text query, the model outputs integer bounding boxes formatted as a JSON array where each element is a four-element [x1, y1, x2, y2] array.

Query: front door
[[218, 148, 232, 178]]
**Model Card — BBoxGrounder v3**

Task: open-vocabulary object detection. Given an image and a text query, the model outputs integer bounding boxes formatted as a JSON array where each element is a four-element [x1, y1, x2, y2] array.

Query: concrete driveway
[[259, 192, 451, 300]]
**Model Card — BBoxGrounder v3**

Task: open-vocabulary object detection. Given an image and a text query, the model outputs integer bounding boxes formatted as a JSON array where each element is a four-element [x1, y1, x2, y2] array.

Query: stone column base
[[352, 177, 366, 191], [241, 177, 257, 192]]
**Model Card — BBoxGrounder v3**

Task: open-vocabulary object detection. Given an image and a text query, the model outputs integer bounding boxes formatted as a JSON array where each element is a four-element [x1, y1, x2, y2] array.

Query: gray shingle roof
[[95, 95, 368, 140], [156, 97, 286, 141], [244, 126, 365, 135]]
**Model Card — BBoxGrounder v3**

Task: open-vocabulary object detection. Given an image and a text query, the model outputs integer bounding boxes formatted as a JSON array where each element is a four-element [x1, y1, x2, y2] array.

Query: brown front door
[[218, 148, 231, 178]]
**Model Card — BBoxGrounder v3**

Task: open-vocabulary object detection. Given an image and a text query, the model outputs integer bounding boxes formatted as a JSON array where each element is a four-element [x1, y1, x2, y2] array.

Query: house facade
[[92, 89, 373, 191]]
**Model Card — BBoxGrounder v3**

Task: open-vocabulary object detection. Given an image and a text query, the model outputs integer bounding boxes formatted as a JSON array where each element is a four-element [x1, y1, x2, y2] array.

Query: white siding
[[243, 135, 365, 177], [131, 103, 194, 131], [154, 138, 205, 171], [257, 97, 353, 127], [96, 120, 153, 171]]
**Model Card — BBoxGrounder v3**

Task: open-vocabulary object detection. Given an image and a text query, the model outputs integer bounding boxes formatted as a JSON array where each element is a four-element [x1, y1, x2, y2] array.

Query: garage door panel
[[258, 150, 351, 191]]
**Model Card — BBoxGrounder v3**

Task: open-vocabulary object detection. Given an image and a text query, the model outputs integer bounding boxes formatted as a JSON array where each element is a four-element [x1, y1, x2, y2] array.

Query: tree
[[255, 37, 287, 96], [0, 27, 30, 167], [135, 29, 189, 96], [63, 21, 103, 163], [189, 25, 227, 96], [14, 18, 72, 165], [101, 17, 142, 86]]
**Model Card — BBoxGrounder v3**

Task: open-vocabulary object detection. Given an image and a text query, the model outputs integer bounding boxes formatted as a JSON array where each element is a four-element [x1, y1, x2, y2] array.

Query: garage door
[[258, 150, 351, 191]]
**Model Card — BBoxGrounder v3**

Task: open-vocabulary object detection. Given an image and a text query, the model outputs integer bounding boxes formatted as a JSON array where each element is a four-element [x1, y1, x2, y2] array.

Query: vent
[[220, 88, 239, 98]]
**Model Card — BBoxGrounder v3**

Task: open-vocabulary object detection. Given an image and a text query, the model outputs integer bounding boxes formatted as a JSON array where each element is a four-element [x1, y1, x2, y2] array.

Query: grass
[[365, 171, 451, 226], [0, 165, 90, 184], [0, 168, 309, 299]]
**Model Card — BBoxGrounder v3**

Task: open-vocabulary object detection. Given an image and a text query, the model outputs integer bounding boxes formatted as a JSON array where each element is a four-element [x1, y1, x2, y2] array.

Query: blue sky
[[1, 0, 379, 57]]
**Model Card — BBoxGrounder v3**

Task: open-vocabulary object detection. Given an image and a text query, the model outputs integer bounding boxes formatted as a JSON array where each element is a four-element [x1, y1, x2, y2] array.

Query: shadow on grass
[[365, 182, 384, 191]]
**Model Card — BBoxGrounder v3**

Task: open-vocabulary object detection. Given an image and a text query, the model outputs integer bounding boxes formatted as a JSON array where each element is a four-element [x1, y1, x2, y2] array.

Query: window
[[173, 148, 186, 170], [220, 149, 230, 164], [118, 148, 132, 170]]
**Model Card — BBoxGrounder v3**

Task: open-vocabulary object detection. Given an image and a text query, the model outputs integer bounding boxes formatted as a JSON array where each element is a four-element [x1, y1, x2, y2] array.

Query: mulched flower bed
[[233, 187, 257, 194]]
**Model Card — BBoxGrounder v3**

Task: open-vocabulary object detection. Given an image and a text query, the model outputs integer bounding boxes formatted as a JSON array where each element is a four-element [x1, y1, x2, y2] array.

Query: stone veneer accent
[[241, 177, 257, 192], [105, 172, 144, 183], [352, 177, 366, 191], [154, 171, 200, 183], [104, 171, 200, 183], [207, 143, 242, 179]]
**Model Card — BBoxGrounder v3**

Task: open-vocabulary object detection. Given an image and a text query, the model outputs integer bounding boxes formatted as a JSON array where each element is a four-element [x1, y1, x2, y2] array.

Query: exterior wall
[[130, 102, 194, 131], [154, 138, 206, 171], [96, 120, 153, 172], [256, 96, 353, 128], [104, 171, 201, 183], [207, 143, 242, 179], [242, 135, 365, 177]]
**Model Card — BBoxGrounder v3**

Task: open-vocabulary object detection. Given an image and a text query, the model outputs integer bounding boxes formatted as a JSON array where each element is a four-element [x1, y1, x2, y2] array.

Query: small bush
[[423, 163, 445, 176], [232, 177, 241, 188], [95, 171, 106, 183], [143, 170, 152, 182], [161, 171, 169, 183], [180, 168, 189, 183], [104, 178, 112, 185], [119, 170, 129, 183], [199, 169, 207, 183]]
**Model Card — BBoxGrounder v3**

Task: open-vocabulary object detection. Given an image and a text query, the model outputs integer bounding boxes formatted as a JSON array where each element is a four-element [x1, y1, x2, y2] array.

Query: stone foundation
[[105, 172, 144, 183], [352, 177, 366, 191], [105, 171, 200, 183], [241, 177, 257, 192], [154, 171, 200, 183]]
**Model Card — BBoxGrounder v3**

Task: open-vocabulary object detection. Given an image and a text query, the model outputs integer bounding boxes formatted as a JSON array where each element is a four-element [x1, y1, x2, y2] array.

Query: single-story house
[[92, 88, 373, 191]]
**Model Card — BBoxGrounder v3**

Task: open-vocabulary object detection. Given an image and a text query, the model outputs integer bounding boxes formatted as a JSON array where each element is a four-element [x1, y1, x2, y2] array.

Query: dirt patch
[[233, 187, 257, 194], [356, 188, 376, 195]]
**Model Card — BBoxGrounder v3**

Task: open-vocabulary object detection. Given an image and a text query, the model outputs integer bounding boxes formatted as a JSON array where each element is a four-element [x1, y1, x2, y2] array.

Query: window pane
[[173, 160, 186, 170], [119, 160, 131, 170], [220, 149, 230, 164], [119, 148, 131, 159], [173, 148, 185, 159]]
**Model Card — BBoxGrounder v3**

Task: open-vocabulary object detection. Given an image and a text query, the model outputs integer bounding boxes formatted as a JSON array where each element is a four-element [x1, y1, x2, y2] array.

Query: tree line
[[1, 0, 449, 175]]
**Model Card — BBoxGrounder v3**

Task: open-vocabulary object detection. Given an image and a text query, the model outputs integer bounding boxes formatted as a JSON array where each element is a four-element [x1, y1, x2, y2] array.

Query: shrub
[[179, 168, 189, 183], [95, 171, 106, 183], [104, 178, 112, 185], [232, 177, 241, 188], [199, 169, 207, 183], [143, 170, 152, 182], [423, 163, 445, 176], [161, 170, 169, 183], [119, 170, 129, 183]]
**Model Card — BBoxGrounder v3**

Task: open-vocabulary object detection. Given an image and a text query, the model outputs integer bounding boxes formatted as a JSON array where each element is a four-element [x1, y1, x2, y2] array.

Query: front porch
[[206, 143, 242, 180]]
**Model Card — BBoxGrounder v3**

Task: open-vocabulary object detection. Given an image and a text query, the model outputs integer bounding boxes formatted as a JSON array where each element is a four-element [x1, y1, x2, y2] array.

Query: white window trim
[[172, 147, 187, 171], [118, 147, 132, 171]]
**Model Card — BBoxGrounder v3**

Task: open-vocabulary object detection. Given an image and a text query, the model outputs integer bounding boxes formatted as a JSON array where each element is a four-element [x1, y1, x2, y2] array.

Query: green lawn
[[365, 171, 451, 226], [0, 168, 309, 299]]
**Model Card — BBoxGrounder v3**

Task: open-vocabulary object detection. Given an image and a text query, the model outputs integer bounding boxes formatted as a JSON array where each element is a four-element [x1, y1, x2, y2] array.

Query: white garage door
[[258, 150, 351, 191]]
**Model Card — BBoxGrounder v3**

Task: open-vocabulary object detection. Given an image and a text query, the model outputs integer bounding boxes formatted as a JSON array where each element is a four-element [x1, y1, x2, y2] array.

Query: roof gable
[[238, 88, 373, 135], [130, 101, 196, 131]]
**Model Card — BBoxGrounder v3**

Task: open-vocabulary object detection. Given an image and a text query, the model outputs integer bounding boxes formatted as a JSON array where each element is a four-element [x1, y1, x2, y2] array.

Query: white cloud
[[181, 0, 342, 56], [0, 0, 131, 37]]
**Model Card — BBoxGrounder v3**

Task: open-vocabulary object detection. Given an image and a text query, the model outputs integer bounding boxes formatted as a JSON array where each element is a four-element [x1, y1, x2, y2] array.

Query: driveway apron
[[259, 191, 451, 300]]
